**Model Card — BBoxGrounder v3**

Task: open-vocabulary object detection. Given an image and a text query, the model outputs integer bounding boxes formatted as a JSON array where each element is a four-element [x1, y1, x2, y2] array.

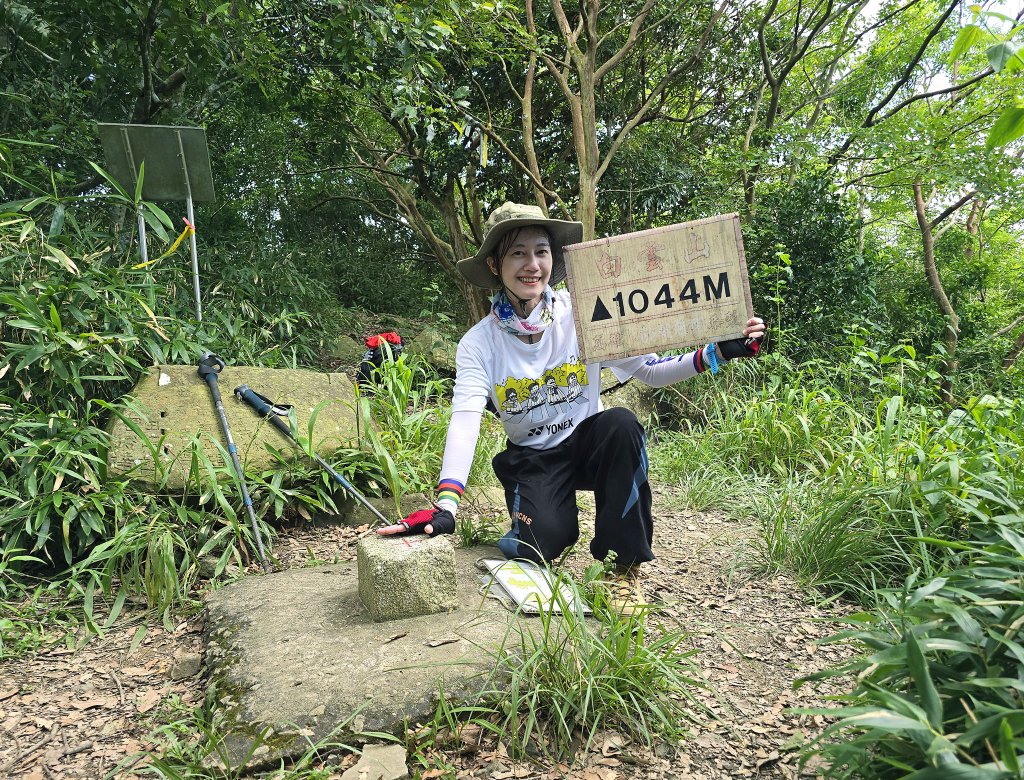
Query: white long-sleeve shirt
[[437, 289, 707, 513]]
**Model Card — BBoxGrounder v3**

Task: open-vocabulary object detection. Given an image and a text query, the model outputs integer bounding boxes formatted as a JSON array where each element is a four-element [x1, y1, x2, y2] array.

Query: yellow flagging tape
[[132, 218, 195, 270]]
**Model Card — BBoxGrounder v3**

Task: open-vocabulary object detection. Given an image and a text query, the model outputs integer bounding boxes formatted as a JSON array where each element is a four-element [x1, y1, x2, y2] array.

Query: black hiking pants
[[492, 407, 654, 566]]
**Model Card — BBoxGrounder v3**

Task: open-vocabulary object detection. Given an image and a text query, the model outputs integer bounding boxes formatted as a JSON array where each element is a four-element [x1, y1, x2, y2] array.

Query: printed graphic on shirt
[[496, 360, 590, 424]]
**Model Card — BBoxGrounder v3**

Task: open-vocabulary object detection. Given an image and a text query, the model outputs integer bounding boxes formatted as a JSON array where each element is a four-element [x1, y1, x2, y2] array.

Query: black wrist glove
[[399, 507, 456, 536], [716, 335, 764, 361]]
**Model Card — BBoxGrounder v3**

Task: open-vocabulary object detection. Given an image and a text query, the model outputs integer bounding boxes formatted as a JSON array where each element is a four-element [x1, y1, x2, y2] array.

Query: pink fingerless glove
[[399, 508, 456, 536]]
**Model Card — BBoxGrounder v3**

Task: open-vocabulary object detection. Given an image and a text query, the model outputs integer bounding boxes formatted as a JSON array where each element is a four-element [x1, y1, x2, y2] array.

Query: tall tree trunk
[[522, 53, 549, 214], [913, 181, 959, 406], [439, 187, 490, 322], [1005, 330, 1024, 368]]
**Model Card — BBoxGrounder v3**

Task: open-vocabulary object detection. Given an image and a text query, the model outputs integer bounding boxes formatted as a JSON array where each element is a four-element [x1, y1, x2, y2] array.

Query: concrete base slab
[[204, 545, 516, 767]]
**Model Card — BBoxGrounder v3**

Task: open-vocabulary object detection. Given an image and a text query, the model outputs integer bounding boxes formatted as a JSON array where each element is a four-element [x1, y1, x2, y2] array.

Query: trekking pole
[[233, 384, 393, 528], [197, 353, 272, 572]]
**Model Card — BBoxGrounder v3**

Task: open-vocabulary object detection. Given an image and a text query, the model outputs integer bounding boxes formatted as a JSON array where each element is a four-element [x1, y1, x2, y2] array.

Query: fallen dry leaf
[[491, 767, 532, 779], [135, 689, 161, 713], [424, 638, 459, 647], [756, 749, 782, 770], [71, 698, 112, 711], [601, 732, 626, 757], [456, 723, 482, 745], [119, 666, 154, 677]]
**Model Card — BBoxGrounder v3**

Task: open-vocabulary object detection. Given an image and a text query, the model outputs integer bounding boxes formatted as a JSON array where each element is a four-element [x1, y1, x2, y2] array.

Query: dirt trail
[[0, 487, 854, 779]]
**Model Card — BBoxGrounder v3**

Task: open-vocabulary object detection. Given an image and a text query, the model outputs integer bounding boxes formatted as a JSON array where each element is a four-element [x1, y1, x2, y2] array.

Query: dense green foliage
[[0, 184, 451, 653], [3, 0, 1024, 775], [651, 349, 1023, 597]]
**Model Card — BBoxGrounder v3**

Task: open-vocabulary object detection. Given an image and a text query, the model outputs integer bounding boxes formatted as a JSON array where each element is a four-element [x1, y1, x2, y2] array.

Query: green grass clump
[[798, 522, 1024, 778], [441, 571, 706, 760]]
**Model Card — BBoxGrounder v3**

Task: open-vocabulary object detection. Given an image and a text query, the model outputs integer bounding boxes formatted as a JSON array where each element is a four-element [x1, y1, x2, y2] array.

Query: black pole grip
[[234, 384, 274, 417], [234, 385, 294, 439], [197, 352, 226, 380]]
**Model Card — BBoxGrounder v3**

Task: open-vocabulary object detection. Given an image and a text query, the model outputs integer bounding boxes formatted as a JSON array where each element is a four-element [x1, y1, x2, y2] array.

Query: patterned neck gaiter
[[491, 287, 555, 338]]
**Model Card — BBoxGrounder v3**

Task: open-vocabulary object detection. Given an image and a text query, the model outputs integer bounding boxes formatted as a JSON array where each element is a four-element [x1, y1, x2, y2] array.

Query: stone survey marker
[[564, 213, 754, 362], [106, 364, 357, 490], [358, 534, 458, 621]]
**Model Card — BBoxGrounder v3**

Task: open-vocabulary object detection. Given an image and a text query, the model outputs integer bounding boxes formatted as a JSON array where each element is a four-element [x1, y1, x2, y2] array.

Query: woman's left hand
[[716, 317, 767, 360], [743, 316, 766, 341]]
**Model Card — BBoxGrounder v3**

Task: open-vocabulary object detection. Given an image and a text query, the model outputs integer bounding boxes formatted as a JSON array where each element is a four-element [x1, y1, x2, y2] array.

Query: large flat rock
[[204, 546, 517, 766], [107, 364, 357, 489]]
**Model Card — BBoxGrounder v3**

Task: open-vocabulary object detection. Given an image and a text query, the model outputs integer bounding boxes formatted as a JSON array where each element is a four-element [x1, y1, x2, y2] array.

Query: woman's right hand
[[377, 507, 456, 537]]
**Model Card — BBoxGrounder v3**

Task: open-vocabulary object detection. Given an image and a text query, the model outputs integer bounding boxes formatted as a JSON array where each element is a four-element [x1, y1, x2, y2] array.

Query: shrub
[[799, 521, 1024, 778]]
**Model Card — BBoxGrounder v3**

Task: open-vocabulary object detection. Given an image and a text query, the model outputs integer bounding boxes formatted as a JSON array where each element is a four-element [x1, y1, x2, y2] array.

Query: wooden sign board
[[564, 213, 753, 363]]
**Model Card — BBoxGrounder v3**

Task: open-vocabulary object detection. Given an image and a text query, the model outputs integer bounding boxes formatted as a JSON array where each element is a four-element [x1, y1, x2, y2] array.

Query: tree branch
[[828, 0, 959, 165], [930, 190, 977, 230], [995, 315, 1024, 337], [877, 68, 993, 124], [594, 0, 658, 82]]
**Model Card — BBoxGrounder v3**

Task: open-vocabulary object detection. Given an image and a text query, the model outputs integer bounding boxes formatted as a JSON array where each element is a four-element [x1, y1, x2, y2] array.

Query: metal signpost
[[97, 123, 215, 321], [564, 214, 754, 363]]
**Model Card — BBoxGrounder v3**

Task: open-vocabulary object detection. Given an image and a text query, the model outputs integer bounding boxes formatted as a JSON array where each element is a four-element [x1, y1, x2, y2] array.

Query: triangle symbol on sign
[[591, 296, 613, 322]]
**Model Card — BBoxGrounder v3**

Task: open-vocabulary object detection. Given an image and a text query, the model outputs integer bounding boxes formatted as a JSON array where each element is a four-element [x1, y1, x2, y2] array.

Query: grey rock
[[406, 328, 456, 374], [198, 555, 219, 579], [327, 335, 367, 367], [106, 364, 357, 490], [170, 653, 203, 680], [357, 535, 458, 622], [340, 743, 409, 780]]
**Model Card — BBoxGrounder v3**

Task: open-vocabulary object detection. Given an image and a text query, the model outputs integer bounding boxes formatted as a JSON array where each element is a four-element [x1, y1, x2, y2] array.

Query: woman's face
[[487, 226, 553, 306]]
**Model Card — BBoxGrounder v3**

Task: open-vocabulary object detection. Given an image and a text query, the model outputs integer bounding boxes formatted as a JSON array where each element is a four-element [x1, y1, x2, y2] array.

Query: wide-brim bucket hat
[[457, 202, 584, 289]]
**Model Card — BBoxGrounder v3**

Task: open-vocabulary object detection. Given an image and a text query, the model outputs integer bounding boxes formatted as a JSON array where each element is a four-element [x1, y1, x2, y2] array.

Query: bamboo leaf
[[998, 717, 1020, 774], [134, 160, 145, 203], [87, 161, 132, 199], [43, 244, 80, 274], [909, 577, 948, 606], [841, 710, 932, 732], [905, 631, 943, 730], [903, 765, 1006, 779]]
